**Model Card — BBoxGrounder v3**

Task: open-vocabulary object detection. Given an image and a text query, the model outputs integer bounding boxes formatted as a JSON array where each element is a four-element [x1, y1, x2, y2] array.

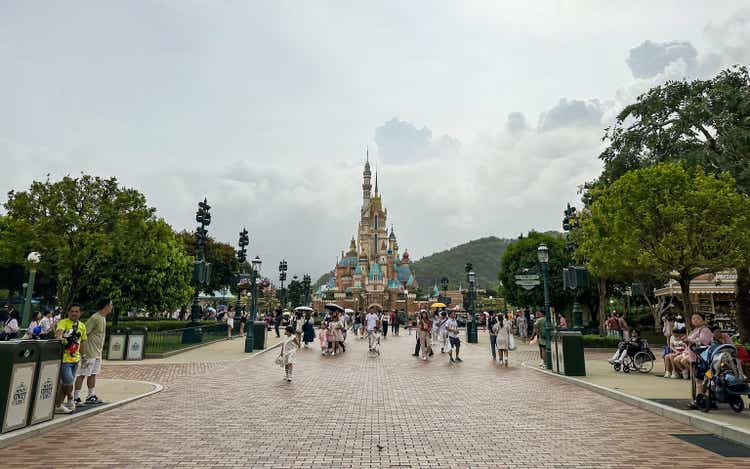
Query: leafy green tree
[[578, 163, 750, 319], [498, 231, 571, 312], [177, 231, 238, 295], [595, 66, 750, 338], [3, 175, 193, 311]]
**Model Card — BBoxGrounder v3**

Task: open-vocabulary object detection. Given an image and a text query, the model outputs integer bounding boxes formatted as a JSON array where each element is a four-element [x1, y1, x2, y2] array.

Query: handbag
[[275, 354, 284, 366], [508, 332, 516, 351]]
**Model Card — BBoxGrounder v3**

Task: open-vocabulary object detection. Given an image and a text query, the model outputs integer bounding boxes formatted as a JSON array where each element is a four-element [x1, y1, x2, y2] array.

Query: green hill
[[314, 236, 512, 292], [410, 236, 511, 291]]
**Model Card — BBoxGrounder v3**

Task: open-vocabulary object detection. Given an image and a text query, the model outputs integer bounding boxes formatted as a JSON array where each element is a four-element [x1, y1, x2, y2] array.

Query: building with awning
[[654, 270, 736, 329]]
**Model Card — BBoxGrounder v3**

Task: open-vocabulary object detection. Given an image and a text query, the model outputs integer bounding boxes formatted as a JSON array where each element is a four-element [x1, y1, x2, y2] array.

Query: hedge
[[581, 334, 620, 348], [105, 320, 220, 332]]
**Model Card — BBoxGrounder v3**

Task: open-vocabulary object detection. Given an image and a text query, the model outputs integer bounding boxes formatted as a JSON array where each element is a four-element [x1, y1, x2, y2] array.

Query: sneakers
[[85, 395, 102, 404], [422, 356, 427, 361], [74, 397, 82, 405], [286, 377, 292, 382], [663, 371, 671, 378], [682, 369, 690, 379], [65, 401, 76, 411], [455, 357, 462, 362], [449, 357, 455, 363], [55, 405, 73, 414], [670, 371, 680, 379]]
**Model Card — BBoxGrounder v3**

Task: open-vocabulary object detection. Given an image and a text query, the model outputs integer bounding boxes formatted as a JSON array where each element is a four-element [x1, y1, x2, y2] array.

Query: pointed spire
[[374, 163, 379, 195]]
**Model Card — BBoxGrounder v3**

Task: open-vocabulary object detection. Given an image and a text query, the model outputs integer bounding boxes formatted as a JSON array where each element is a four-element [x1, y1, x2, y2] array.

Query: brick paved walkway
[[1, 332, 746, 468]]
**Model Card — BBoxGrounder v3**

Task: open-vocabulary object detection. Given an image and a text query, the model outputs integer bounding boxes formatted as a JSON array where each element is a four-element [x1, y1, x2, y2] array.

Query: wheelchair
[[613, 340, 655, 374]]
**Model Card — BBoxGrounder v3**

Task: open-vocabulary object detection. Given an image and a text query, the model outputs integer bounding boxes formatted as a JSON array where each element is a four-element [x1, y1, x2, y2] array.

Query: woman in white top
[[3, 311, 20, 340], [493, 315, 512, 367]]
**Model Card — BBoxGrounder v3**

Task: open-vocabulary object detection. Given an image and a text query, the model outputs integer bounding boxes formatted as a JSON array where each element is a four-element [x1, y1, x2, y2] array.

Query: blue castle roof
[[369, 262, 383, 280]]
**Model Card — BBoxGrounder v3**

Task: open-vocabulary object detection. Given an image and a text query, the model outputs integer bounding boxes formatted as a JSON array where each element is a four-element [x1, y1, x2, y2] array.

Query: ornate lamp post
[[21, 251, 41, 329], [302, 274, 312, 306], [278, 260, 288, 309], [184, 198, 212, 344], [245, 255, 262, 352], [466, 263, 478, 343], [234, 228, 249, 333], [538, 243, 553, 370], [440, 276, 449, 305]]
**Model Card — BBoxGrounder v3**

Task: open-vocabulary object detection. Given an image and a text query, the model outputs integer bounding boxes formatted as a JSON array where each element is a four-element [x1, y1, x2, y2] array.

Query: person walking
[[617, 312, 630, 340], [431, 310, 440, 346], [381, 309, 389, 338], [494, 313, 511, 367], [417, 310, 432, 361], [274, 308, 283, 338], [279, 325, 300, 382], [437, 311, 449, 353], [2, 310, 20, 340], [531, 311, 547, 368], [365, 307, 380, 352], [302, 311, 315, 347], [487, 312, 498, 361], [239, 308, 248, 336], [390, 309, 398, 336], [446, 311, 461, 363], [517, 311, 527, 342], [74, 297, 111, 405], [225, 308, 235, 339]]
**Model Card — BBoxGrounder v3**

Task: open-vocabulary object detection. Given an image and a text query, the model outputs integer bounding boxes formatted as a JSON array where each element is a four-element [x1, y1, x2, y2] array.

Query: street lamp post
[[234, 228, 249, 333], [440, 276, 449, 305], [466, 263, 478, 344], [278, 260, 288, 309], [245, 255, 262, 352], [183, 199, 212, 344], [302, 274, 312, 306], [21, 252, 41, 329], [538, 243, 552, 370]]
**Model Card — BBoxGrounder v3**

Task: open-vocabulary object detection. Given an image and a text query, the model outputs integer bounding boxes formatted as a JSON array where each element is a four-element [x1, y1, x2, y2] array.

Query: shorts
[[449, 337, 460, 348], [60, 362, 79, 385], [77, 357, 102, 377]]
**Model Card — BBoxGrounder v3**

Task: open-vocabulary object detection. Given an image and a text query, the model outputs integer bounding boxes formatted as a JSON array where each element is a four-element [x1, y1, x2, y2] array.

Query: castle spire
[[362, 145, 372, 201], [374, 168, 378, 195]]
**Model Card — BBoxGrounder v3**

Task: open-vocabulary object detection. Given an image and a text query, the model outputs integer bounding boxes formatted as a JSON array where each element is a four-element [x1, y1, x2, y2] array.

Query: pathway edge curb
[[522, 362, 750, 448], [0, 379, 163, 449]]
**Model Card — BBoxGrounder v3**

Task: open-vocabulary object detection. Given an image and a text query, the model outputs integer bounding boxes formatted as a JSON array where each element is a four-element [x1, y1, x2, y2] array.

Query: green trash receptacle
[[252, 321, 267, 350], [126, 327, 147, 360], [107, 327, 129, 361], [559, 331, 586, 376], [30, 340, 62, 426], [0, 340, 40, 433]]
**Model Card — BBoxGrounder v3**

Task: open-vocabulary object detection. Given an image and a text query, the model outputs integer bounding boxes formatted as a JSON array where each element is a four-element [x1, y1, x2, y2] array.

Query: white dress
[[494, 321, 511, 350], [281, 336, 298, 365]]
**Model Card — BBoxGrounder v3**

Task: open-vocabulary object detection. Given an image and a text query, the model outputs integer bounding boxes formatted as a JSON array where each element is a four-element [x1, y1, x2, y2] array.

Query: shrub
[[106, 320, 219, 332], [581, 334, 620, 348]]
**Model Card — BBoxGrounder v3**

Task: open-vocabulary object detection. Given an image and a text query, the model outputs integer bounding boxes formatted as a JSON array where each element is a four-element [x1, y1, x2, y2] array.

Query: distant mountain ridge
[[313, 236, 512, 292]]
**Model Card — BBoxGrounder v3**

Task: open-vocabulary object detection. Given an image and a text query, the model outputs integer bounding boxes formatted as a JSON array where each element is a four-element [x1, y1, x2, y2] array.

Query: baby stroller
[[613, 340, 656, 373], [367, 330, 381, 357], [694, 343, 750, 413]]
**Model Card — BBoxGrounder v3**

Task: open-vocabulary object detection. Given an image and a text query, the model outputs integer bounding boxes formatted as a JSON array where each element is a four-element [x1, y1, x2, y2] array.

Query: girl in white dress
[[493, 315, 512, 367], [280, 325, 300, 382]]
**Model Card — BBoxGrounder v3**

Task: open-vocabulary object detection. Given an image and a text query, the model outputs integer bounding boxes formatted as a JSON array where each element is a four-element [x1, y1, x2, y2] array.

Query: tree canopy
[[578, 162, 750, 313], [498, 231, 571, 311], [2, 175, 193, 311]]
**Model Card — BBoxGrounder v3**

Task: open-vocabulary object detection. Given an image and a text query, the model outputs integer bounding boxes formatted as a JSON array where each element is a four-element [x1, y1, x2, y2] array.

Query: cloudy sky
[[2, 1, 749, 280]]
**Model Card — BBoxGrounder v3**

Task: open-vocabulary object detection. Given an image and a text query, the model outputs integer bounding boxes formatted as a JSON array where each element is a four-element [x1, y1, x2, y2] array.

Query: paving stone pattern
[[1, 333, 745, 468]]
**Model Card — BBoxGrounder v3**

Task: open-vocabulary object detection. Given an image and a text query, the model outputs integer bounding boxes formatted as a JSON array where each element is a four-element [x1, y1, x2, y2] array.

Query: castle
[[313, 152, 418, 312]]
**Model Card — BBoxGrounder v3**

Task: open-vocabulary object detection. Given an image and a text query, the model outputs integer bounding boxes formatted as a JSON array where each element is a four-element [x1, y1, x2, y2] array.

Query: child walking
[[280, 325, 300, 382]]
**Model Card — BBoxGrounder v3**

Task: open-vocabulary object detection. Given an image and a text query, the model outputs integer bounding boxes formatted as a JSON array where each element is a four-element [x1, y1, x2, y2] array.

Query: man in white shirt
[[365, 308, 380, 351], [446, 311, 461, 363]]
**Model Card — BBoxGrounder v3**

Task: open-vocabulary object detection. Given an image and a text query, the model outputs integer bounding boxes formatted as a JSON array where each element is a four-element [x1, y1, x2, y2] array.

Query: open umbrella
[[431, 302, 447, 308], [344, 308, 354, 314], [324, 303, 344, 312], [294, 306, 314, 312]]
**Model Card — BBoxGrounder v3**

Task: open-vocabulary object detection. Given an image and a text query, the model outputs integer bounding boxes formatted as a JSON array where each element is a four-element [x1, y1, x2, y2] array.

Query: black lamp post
[[440, 276, 449, 305], [538, 243, 552, 370], [466, 263, 478, 343], [278, 260, 288, 309], [234, 228, 249, 333], [184, 198, 212, 344], [302, 274, 312, 306], [245, 255, 262, 352]]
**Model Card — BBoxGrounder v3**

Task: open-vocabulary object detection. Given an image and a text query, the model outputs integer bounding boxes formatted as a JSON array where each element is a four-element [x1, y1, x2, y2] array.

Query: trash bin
[[30, 340, 62, 426], [107, 327, 129, 361], [559, 331, 586, 376], [252, 321, 267, 350], [126, 327, 147, 360], [0, 340, 39, 433]]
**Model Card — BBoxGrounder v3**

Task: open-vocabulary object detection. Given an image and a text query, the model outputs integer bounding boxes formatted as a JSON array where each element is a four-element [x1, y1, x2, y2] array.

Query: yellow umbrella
[[430, 302, 447, 308]]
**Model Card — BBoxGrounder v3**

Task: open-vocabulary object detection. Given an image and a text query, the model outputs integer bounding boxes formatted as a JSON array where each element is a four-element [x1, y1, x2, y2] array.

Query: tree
[[578, 163, 750, 320], [596, 66, 750, 338], [3, 175, 193, 311], [498, 231, 572, 312], [177, 231, 239, 295]]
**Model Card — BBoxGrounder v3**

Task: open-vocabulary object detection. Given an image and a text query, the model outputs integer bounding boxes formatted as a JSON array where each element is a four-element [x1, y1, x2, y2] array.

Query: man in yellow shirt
[[54, 303, 87, 414]]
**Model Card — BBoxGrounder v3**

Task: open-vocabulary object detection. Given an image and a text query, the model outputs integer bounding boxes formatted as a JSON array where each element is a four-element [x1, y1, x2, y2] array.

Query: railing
[[145, 323, 227, 355]]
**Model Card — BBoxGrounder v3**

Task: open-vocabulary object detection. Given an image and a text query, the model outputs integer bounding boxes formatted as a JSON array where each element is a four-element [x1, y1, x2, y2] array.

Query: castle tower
[[362, 147, 372, 202]]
